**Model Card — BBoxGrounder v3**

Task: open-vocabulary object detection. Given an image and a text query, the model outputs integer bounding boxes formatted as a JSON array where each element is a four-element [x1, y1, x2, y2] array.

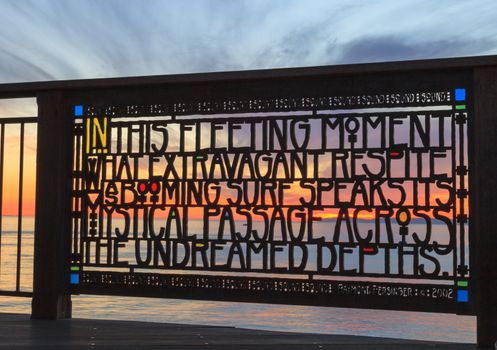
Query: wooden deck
[[0, 313, 478, 349]]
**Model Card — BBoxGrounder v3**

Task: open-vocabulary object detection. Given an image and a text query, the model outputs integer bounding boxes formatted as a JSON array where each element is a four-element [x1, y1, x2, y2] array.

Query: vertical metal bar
[[451, 111, 457, 280], [73, 131, 81, 254], [16, 123, 24, 292], [78, 126, 86, 267], [458, 115, 466, 272], [0, 123, 4, 279]]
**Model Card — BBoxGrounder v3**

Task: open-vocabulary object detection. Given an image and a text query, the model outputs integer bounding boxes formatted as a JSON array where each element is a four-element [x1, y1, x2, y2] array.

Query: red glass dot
[[150, 182, 158, 192], [138, 183, 147, 193]]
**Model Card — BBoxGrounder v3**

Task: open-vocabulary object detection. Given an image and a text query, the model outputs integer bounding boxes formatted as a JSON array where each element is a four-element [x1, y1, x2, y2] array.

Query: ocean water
[[0, 216, 475, 343]]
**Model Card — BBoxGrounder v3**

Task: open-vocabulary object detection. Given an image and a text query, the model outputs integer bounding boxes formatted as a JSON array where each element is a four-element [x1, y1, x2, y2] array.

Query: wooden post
[[474, 67, 497, 348], [31, 91, 72, 319]]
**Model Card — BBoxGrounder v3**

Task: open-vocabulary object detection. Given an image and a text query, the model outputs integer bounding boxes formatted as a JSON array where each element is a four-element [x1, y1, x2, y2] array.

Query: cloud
[[333, 36, 497, 64], [0, 0, 496, 84], [0, 48, 56, 81]]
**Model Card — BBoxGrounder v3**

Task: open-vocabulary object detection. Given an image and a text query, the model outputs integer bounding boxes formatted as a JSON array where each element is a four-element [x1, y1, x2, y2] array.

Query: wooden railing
[[0, 55, 496, 347]]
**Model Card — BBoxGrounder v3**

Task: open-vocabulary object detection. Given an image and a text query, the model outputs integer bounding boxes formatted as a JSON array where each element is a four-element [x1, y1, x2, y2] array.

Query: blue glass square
[[457, 289, 469, 302], [455, 88, 466, 101], [74, 105, 83, 117], [70, 273, 80, 284]]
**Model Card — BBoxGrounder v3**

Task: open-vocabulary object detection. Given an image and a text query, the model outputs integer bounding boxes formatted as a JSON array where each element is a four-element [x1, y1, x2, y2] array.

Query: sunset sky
[[0, 0, 494, 216], [0, 0, 496, 83]]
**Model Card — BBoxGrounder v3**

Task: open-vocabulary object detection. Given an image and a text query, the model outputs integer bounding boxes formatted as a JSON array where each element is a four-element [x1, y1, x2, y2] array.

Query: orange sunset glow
[[0, 99, 37, 217]]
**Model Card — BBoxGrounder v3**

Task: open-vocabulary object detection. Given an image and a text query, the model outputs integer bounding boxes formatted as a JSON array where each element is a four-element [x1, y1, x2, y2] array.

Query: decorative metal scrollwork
[[71, 86, 470, 312]]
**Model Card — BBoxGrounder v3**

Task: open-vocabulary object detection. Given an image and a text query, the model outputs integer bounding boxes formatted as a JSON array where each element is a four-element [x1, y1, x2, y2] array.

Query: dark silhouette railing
[[0, 55, 496, 347], [0, 117, 37, 297]]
